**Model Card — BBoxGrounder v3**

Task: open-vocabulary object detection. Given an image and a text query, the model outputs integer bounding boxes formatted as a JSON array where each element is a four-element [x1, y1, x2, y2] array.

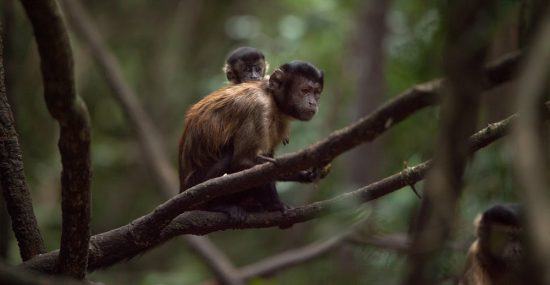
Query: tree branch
[[0, 21, 45, 261], [239, 236, 344, 280], [58, 1, 243, 284], [21, 103, 527, 273], [20, 0, 92, 279], [110, 50, 521, 246], [236, 231, 408, 281], [0, 262, 87, 285]]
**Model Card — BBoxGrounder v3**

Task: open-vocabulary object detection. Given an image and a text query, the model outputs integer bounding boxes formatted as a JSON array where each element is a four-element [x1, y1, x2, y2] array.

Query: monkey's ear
[[474, 214, 483, 237], [269, 69, 285, 91], [224, 65, 237, 83]]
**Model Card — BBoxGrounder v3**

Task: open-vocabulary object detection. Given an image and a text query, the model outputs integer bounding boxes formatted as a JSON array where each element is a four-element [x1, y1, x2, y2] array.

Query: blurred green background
[[1, 0, 523, 284]]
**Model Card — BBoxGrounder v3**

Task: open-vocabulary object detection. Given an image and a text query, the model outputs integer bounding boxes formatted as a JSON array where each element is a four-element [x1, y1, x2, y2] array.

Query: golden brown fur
[[179, 80, 290, 191]]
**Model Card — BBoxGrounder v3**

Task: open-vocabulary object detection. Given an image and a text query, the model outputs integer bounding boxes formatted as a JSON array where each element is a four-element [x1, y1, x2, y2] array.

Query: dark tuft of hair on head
[[226, 47, 265, 65], [280, 60, 324, 86], [481, 204, 522, 227]]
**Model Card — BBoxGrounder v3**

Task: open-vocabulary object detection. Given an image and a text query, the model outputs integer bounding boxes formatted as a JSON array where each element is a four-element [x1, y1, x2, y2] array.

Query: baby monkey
[[461, 204, 527, 285], [223, 46, 268, 84]]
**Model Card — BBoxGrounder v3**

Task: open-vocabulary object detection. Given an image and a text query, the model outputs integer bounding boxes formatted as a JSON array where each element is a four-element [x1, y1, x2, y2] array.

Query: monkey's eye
[[314, 92, 321, 100], [301, 88, 310, 94]]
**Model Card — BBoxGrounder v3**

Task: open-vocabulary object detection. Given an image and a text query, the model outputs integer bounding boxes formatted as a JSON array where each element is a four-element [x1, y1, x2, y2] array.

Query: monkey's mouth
[[299, 109, 316, 121], [244, 75, 262, 81]]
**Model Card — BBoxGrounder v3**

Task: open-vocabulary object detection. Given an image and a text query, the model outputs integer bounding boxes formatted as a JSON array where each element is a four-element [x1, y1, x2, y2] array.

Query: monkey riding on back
[[178, 60, 325, 221], [223, 46, 268, 84]]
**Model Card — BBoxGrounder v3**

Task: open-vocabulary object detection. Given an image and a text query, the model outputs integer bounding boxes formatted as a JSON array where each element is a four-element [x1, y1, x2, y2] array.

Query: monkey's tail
[[178, 135, 187, 193]]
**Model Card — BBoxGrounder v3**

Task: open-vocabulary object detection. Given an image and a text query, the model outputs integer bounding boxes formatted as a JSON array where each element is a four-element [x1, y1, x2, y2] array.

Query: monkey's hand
[[282, 137, 290, 145], [300, 163, 332, 183], [278, 163, 331, 183]]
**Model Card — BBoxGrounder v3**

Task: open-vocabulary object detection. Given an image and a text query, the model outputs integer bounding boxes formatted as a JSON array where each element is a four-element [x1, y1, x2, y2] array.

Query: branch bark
[[0, 262, 87, 285], [20, 0, 92, 279], [21, 104, 528, 273], [236, 231, 408, 281], [0, 21, 45, 261], [239, 236, 344, 280], [58, 1, 243, 284]]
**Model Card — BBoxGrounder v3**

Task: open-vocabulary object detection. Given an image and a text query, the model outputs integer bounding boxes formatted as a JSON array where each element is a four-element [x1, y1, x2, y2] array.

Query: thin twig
[[20, 0, 92, 279]]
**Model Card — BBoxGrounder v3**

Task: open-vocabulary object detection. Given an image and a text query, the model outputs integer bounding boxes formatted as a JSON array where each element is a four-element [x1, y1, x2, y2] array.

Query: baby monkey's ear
[[224, 63, 237, 83]]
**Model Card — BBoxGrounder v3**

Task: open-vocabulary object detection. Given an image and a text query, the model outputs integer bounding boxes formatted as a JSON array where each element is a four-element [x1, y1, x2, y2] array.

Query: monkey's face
[[238, 59, 266, 82], [226, 59, 266, 84], [225, 47, 266, 83], [477, 204, 525, 268], [486, 224, 524, 266], [269, 61, 324, 121], [289, 77, 323, 121]]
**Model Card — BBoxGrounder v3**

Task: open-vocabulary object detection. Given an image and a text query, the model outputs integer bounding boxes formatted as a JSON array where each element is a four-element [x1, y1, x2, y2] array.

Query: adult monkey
[[461, 204, 527, 285], [179, 61, 324, 220], [223, 46, 268, 84]]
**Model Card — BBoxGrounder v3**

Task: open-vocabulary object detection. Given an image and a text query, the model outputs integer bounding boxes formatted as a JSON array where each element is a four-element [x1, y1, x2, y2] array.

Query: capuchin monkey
[[179, 61, 324, 220], [461, 204, 527, 285], [223, 46, 268, 84]]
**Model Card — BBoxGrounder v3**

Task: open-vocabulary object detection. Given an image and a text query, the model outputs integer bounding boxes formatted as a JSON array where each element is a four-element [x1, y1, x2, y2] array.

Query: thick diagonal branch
[[119, 51, 520, 244], [22, 104, 527, 273], [20, 0, 92, 279], [0, 23, 45, 261], [59, 1, 243, 284]]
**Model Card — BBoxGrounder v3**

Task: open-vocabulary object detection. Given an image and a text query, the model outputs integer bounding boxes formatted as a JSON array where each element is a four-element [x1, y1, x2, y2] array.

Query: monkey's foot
[[209, 205, 248, 225], [257, 155, 277, 164], [282, 137, 290, 145], [263, 202, 294, 229]]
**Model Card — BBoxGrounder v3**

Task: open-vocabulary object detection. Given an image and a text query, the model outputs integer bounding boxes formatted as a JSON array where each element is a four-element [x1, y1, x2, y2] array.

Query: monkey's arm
[[230, 119, 267, 172]]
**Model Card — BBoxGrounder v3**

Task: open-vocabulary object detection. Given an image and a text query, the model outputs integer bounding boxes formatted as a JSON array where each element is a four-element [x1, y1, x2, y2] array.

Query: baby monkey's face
[[234, 58, 266, 83]]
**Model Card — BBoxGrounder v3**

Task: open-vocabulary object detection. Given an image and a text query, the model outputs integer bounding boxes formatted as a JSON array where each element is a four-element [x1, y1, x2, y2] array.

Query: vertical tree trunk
[[0, 22, 46, 262], [348, 0, 390, 186], [0, 0, 16, 261], [20, 0, 92, 278]]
